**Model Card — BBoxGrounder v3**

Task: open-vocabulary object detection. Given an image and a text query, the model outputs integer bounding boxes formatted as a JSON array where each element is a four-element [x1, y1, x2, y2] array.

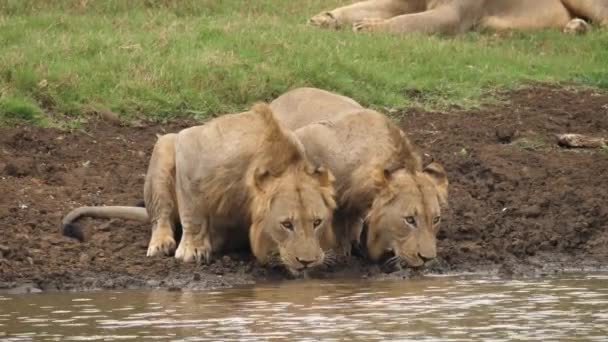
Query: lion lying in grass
[[309, 0, 608, 35], [62, 103, 337, 275], [271, 88, 448, 270]]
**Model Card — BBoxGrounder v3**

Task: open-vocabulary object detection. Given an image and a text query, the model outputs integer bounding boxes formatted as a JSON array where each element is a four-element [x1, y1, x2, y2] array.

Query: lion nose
[[296, 257, 315, 268], [418, 253, 435, 262]]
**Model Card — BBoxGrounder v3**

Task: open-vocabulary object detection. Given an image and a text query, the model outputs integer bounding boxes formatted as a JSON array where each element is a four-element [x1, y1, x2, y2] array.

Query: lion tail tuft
[[62, 223, 85, 242]]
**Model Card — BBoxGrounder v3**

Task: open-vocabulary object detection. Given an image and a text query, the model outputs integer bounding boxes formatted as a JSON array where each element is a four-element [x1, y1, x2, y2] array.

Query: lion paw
[[308, 12, 340, 29], [563, 18, 590, 35], [146, 229, 176, 257], [174, 236, 212, 263], [353, 18, 386, 32], [351, 240, 365, 258]]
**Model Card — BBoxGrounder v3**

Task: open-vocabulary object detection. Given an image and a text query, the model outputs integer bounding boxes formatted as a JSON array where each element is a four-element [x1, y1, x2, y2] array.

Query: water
[[1, 274, 607, 341]]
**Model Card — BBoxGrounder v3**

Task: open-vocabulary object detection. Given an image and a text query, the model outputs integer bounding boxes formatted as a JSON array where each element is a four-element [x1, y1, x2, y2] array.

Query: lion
[[271, 88, 448, 270], [308, 0, 608, 35], [61, 103, 337, 275]]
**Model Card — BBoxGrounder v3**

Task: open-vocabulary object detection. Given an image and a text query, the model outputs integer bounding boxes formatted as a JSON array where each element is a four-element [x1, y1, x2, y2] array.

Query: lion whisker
[[266, 254, 284, 269], [324, 249, 337, 262], [382, 255, 402, 273]]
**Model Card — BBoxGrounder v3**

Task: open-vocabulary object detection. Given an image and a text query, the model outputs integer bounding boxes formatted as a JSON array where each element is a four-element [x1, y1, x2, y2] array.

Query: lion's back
[[174, 111, 265, 180], [271, 87, 363, 130]]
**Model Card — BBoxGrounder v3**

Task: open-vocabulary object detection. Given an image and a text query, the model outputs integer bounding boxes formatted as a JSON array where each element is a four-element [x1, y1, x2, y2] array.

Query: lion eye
[[404, 216, 416, 226], [313, 219, 322, 228], [281, 221, 294, 231], [433, 216, 441, 224]]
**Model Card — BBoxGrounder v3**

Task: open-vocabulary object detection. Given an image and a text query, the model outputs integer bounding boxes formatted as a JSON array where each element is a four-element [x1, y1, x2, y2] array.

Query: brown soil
[[1, 85, 607, 293]]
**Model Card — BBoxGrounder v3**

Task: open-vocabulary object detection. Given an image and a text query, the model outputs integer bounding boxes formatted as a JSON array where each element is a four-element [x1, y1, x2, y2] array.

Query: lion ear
[[386, 122, 422, 173], [249, 167, 272, 194], [253, 102, 304, 175], [370, 158, 402, 188], [311, 165, 337, 209], [423, 161, 448, 206], [312, 166, 334, 187], [371, 166, 391, 188], [372, 123, 422, 188]]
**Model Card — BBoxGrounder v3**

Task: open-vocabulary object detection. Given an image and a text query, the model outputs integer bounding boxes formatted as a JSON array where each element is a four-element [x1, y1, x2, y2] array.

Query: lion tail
[[62, 206, 149, 242]]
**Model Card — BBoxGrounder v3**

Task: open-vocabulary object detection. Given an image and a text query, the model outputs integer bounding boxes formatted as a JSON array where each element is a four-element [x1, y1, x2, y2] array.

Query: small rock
[[0, 245, 9, 253], [79, 253, 90, 264], [146, 280, 160, 288], [496, 126, 516, 143], [519, 205, 542, 218], [7, 284, 42, 294], [130, 120, 146, 128], [557, 133, 606, 148], [193, 273, 201, 281], [102, 279, 115, 288], [47, 236, 65, 246], [137, 151, 146, 158], [222, 255, 232, 264], [26, 257, 34, 265], [457, 148, 468, 157], [99, 108, 121, 125]]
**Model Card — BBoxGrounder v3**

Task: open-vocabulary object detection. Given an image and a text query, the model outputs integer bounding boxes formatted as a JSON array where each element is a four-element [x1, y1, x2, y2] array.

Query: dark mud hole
[[1, 85, 607, 292]]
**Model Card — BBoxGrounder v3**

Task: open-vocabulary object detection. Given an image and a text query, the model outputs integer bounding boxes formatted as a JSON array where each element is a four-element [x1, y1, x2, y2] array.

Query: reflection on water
[[1, 274, 608, 341]]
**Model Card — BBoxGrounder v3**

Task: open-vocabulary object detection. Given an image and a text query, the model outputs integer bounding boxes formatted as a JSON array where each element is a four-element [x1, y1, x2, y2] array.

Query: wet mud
[[1, 85, 607, 292]]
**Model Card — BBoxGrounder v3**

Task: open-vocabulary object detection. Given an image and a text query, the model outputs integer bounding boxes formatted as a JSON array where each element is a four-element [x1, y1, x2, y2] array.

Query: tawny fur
[[62, 103, 337, 274], [271, 87, 448, 268], [308, 0, 608, 35]]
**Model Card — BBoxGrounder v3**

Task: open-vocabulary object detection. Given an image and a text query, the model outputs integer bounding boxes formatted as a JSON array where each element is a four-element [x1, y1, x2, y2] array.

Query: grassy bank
[[1, 0, 607, 125]]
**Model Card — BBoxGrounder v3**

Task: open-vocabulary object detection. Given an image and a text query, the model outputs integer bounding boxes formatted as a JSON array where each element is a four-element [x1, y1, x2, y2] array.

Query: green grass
[[1, 0, 607, 125]]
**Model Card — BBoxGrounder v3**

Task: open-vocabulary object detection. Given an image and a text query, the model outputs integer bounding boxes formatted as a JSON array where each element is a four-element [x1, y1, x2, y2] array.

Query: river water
[[1, 273, 607, 341]]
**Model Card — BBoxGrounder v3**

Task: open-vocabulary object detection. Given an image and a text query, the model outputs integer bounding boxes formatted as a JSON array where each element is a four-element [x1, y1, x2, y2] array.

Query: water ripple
[[1, 274, 607, 340]]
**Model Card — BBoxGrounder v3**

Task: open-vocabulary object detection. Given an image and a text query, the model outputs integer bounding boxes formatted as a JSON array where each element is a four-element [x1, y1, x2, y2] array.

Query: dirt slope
[[1, 85, 606, 292]]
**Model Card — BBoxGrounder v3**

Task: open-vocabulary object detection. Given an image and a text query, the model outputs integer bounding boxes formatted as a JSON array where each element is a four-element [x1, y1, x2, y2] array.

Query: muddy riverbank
[[1, 85, 607, 292]]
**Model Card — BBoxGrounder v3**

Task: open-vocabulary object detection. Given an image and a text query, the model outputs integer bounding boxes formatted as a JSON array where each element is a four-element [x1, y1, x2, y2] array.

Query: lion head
[[364, 162, 448, 268], [355, 123, 448, 269], [246, 104, 337, 275]]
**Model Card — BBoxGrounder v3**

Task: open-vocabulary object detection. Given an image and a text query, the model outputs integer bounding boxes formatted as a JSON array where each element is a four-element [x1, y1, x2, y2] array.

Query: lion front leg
[[174, 214, 212, 264], [354, 3, 480, 35], [173, 176, 213, 264], [147, 221, 177, 257], [144, 134, 179, 257], [309, 0, 409, 29]]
